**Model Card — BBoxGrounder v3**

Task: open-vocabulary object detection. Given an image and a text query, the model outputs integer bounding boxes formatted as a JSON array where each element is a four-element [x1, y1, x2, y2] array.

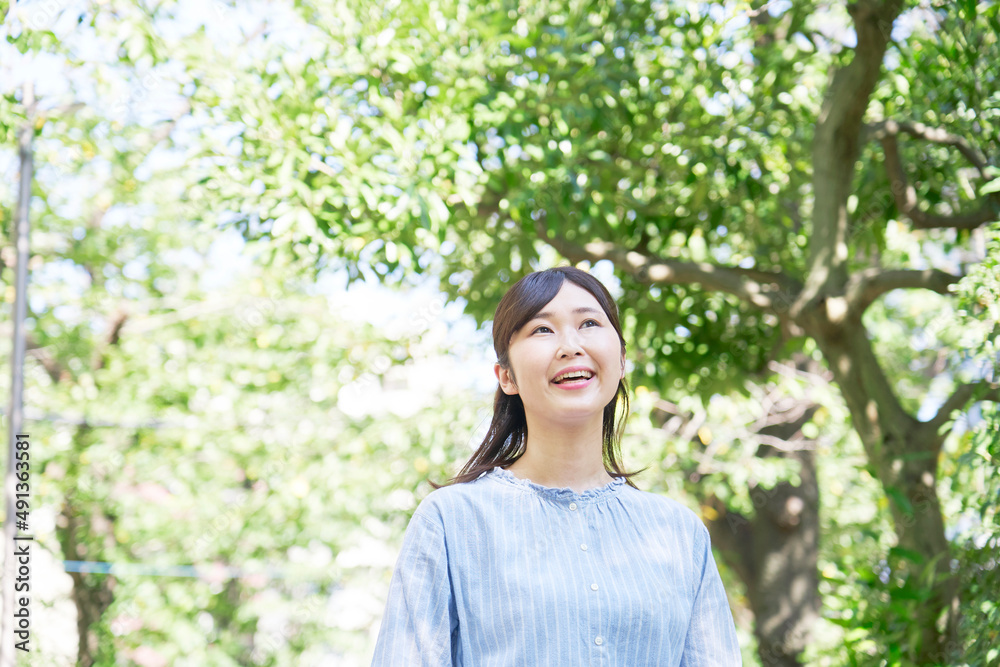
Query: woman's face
[[495, 281, 625, 426]]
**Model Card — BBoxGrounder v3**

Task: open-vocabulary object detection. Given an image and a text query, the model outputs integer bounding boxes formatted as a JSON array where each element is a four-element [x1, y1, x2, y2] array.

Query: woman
[[371, 267, 741, 666]]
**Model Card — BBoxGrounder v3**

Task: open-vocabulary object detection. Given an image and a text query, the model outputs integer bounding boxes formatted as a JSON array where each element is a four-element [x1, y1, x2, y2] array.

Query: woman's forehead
[[530, 283, 605, 318]]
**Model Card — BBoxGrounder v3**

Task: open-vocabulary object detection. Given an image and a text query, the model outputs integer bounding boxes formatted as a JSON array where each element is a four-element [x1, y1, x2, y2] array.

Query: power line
[[62, 559, 334, 582]]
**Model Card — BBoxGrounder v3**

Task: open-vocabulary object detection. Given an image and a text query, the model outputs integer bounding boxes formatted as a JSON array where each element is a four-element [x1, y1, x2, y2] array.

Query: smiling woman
[[371, 267, 741, 666], [452, 267, 634, 491]]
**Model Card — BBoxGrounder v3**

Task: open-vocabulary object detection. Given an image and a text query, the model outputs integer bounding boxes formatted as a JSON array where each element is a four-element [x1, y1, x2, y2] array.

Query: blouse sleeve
[[679, 524, 742, 666], [371, 509, 458, 667]]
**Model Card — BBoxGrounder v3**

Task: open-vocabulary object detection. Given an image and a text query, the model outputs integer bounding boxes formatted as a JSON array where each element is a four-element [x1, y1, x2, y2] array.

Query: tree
[[1, 4, 492, 664], [186, 0, 999, 662], [0, 142, 490, 664], [944, 229, 1000, 666]]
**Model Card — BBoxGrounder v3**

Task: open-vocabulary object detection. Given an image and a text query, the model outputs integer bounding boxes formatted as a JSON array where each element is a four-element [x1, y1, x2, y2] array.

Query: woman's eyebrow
[[531, 306, 603, 320]]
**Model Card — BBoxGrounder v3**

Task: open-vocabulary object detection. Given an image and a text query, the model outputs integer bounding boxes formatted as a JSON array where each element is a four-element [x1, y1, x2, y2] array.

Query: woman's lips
[[551, 375, 596, 390]]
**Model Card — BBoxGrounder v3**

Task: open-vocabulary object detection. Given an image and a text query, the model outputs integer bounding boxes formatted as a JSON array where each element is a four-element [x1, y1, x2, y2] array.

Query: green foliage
[[820, 223, 1000, 665], [2, 9, 490, 659], [946, 224, 1000, 667], [433, 0, 826, 395], [4, 0, 1000, 664], [950, 405, 1000, 667], [163, 0, 837, 397], [15, 232, 489, 664]]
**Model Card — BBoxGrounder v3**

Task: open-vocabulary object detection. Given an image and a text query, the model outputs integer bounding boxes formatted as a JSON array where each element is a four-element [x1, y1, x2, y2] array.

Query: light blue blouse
[[371, 466, 741, 666]]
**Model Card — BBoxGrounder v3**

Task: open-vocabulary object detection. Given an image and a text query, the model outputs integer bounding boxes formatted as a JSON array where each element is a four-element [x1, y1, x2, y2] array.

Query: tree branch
[[845, 267, 962, 313], [879, 130, 999, 230], [796, 0, 905, 314], [535, 221, 801, 315], [91, 309, 128, 371], [869, 119, 990, 177], [928, 380, 1000, 432], [26, 337, 70, 383]]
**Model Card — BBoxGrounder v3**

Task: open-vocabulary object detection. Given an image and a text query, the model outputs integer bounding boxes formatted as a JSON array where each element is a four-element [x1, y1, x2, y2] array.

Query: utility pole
[[1, 80, 35, 667]]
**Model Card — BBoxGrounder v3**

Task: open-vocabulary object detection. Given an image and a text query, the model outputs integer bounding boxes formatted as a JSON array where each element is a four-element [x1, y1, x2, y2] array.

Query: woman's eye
[[582, 319, 599, 328], [533, 326, 552, 334]]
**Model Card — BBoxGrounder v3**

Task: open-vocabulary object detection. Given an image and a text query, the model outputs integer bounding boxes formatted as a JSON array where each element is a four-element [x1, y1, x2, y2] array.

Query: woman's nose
[[557, 332, 584, 357]]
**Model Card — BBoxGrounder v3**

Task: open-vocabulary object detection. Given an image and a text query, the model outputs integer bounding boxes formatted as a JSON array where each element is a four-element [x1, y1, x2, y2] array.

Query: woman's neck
[[505, 414, 612, 492]]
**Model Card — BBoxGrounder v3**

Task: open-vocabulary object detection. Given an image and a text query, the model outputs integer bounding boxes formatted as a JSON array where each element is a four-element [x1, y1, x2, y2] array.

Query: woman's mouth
[[551, 368, 596, 389]]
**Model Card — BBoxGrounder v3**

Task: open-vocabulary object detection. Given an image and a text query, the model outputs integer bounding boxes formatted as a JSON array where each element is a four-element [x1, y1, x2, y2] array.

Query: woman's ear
[[495, 362, 519, 395]]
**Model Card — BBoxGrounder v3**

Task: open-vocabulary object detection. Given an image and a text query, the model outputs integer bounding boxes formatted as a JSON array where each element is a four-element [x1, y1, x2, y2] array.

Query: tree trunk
[[790, 0, 957, 657], [807, 310, 958, 663], [657, 383, 821, 667], [707, 412, 820, 667], [57, 425, 118, 667], [59, 502, 117, 667]]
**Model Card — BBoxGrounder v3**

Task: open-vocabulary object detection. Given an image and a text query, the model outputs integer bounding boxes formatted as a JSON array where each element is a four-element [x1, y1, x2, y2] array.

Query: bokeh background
[[1, 0, 998, 665]]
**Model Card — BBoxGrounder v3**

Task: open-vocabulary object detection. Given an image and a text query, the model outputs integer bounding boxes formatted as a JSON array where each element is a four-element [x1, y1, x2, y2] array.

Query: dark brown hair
[[434, 266, 641, 488]]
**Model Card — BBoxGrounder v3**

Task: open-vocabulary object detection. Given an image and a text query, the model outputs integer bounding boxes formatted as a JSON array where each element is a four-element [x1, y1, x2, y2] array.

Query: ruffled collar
[[486, 466, 626, 506]]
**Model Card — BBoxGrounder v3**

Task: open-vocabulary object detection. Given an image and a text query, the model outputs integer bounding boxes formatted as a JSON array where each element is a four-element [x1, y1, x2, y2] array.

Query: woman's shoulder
[[619, 484, 710, 533], [410, 470, 498, 522]]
